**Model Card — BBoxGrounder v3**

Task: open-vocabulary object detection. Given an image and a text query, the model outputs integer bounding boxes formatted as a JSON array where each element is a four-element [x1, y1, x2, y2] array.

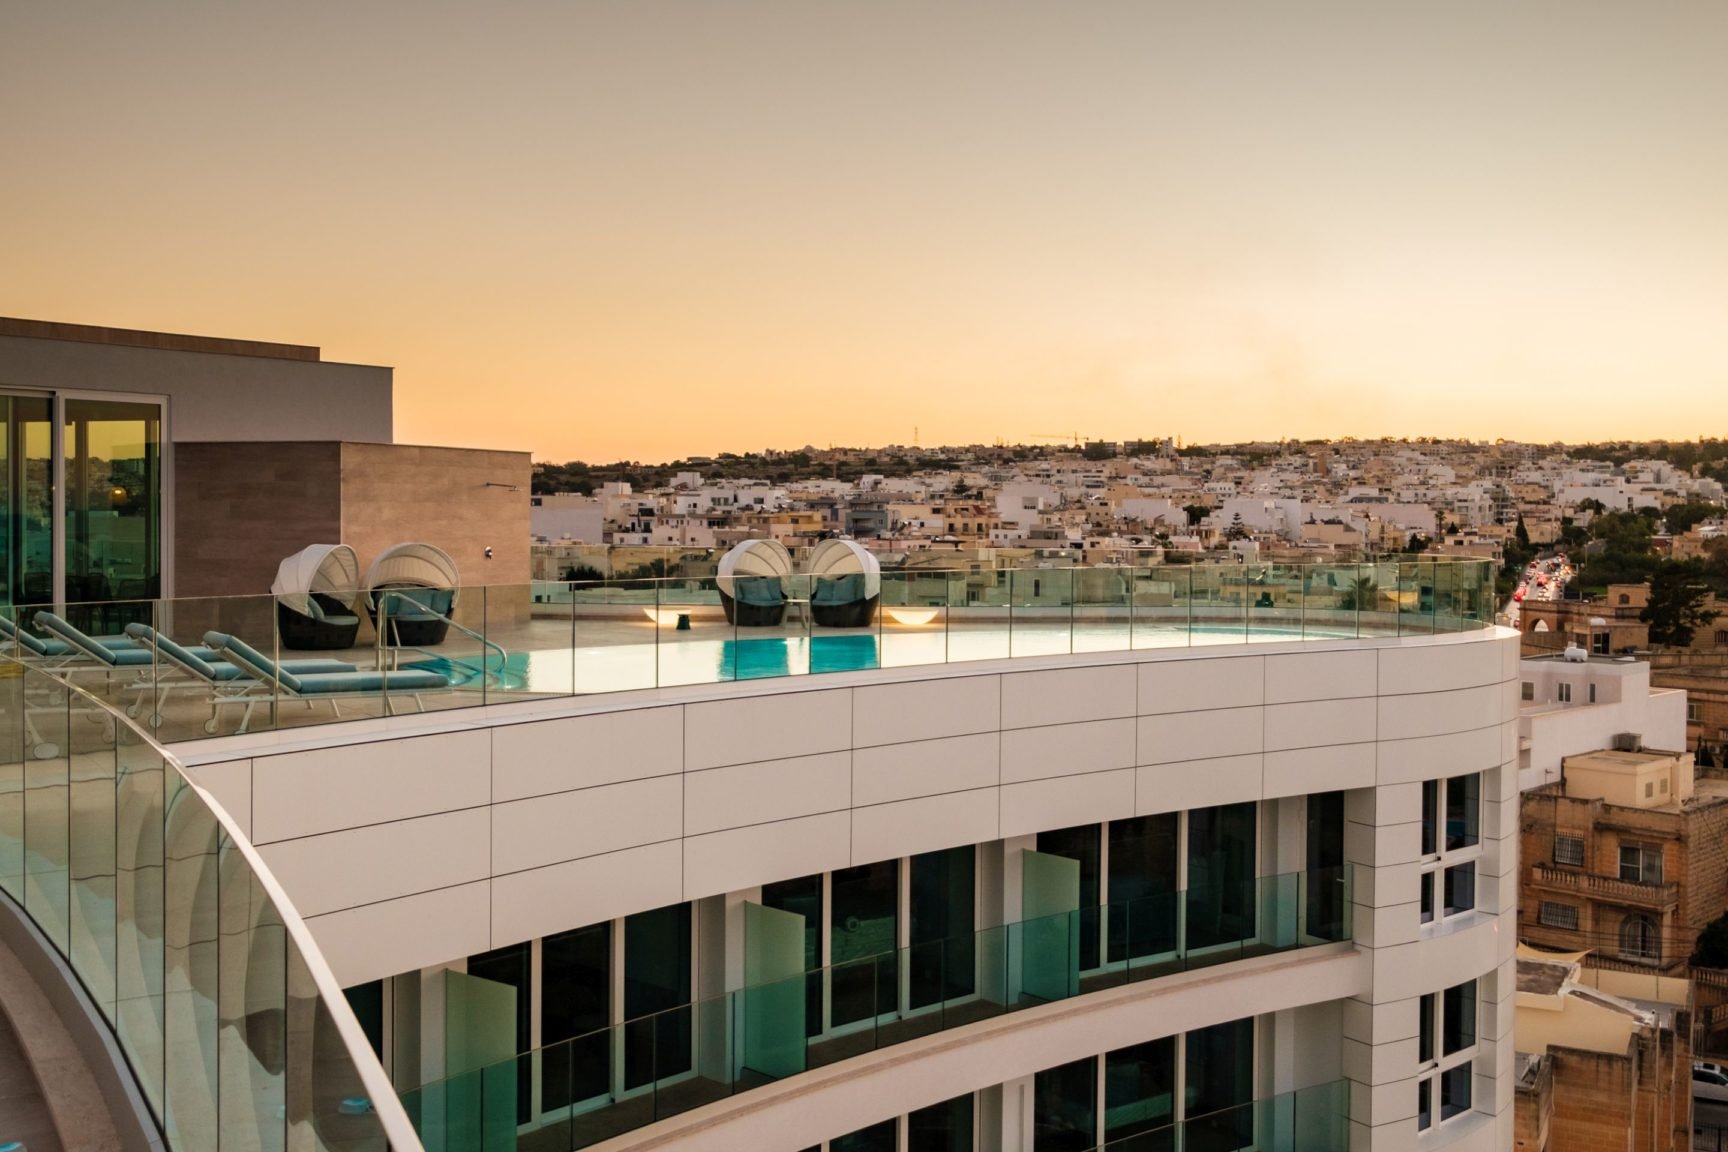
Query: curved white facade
[[178, 626, 1521, 1152]]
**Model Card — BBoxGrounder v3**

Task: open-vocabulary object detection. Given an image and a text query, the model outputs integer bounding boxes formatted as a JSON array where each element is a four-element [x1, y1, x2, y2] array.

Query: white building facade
[[177, 627, 1524, 1152]]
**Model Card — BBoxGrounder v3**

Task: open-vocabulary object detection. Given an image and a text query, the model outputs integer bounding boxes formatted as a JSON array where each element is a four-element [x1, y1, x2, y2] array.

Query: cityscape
[[5, 5, 1728, 1152]]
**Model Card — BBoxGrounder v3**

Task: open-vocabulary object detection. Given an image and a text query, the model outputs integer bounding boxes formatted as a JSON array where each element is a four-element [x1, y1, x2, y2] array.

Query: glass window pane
[[762, 874, 824, 1038], [1417, 1079, 1432, 1130], [1445, 774, 1478, 851], [1, 396, 54, 607], [1108, 815, 1179, 963], [1038, 825, 1101, 970], [833, 1118, 898, 1152], [831, 861, 897, 1028], [1421, 779, 1438, 856], [623, 903, 692, 1089], [911, 846, 975, 1009], [1443, 980, 1476, 1055], [1105, 1036, 1175, 1144], [910, 1093, 974, 1152], [63, 399, 162, 628], [543, 921, 611, 1110], [1304, 792, 1346, 941], [1444, 863, 1475, 917], [1440, 1061, 1472, 1120], [1186, 804, 1257, 950], [1184, 1018, 1254, 1152], [1418, 993, 1435, 1063], [1034, 1056, 1097, 1151], [1420, 871, 1434, 924]]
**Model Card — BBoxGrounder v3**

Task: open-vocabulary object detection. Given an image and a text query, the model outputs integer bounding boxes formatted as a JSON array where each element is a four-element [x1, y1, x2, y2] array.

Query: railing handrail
[[0, 652, 424, 1151]]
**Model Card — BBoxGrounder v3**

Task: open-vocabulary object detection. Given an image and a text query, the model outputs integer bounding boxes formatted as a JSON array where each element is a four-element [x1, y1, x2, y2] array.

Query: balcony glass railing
[[1081, 1079, 1351, 1152], [396, 868, 1351, 1150], [0, 558, 1494, 747], [0, 653, 418, 1151]]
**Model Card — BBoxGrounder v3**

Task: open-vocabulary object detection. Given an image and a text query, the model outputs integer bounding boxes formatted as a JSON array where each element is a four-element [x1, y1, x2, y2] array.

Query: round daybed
[[807, 538, 881, 628], [272, 544, 363, 650], [364, 543, 460, 646], [716, 539, 792, 627]]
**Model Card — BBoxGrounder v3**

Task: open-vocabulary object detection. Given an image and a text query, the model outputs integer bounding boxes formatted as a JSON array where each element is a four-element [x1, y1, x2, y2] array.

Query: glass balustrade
[[398, 868, 1351, 1150], [0, 559, 1494, 745], [0, 653, 418, 1150]]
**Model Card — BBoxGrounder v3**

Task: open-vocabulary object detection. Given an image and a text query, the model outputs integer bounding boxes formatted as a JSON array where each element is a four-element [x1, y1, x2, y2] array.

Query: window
[[1521, 681, 1534, 701], [1620, 914, 1661, 963], [1553, 835, 1584, 866], [1691, 703, 1703, 723], [1421, 774, 1480, 925], [1418, 980, 1478, 1130], [1558, 683, 1572, 703], [1716, 629, 1728, 646], [1619, 843, 1664, 886], [1589, 683, 1597, 704], [1592, 633, 1610, 655], [1539, 902, 1579, 930]]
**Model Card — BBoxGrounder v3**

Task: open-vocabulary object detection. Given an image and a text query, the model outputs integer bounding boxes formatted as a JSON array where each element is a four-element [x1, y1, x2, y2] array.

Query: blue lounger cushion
[[734, 579, 785, 607], [123, 624, 351, 683], [36, 612, 219, 667], [812, 572, 866, 605], [1, 612, 144, 657], [205, 631, 449, 695]]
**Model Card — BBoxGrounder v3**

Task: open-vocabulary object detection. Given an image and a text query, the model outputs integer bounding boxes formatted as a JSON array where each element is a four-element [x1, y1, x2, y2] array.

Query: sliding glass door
[[0, 390, 163, 617]]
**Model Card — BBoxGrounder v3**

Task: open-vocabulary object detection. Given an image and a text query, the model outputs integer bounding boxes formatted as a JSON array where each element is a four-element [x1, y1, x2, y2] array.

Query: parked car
[[1693, 1065, 1728, 1104]]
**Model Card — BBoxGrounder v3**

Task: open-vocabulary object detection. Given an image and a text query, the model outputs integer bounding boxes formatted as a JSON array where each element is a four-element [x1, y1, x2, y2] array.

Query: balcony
[[1531, 863, 1679, 908]]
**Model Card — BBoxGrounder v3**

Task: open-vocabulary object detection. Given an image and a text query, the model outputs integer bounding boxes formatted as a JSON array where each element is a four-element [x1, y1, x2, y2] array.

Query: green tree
[[1224, 513, 1250, 541], [1641, 560, 1721, 647], [1339, 577, 1377, 611], [1515, 515, 1531, 551], [1665, 502, 1724, 535], [1183, 504, 1210, 527]]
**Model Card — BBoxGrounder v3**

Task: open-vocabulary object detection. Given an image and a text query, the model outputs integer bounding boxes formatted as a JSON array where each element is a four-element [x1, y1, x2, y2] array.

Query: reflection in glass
[[833, 1118, 897, 1152], [1185, 1017, 1253, 1152], [0, 395, 53, 608], [543, 921, 611, 1110], [1034, 1056, 1097, 1151], [1186, 804, 1256, 950], [910, 1092, 974, 1152], [1105, 1036, 1175, 1148], [623, 903, 692, 1089], [1305, 792, 1346, 941], [466, 940, 531, 1123], [1108, 814, 1179, 963], [64, 398, 161, 631], [832, 860, 897, 1028], [911, 846, 974, 1009]]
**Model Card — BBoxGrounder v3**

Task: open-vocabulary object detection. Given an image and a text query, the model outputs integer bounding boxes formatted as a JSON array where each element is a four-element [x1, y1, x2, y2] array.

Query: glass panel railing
[[0, 560, 1495, 746], [0, 653, 419, 1150], [397, 869, 1352, 1149], [1085, 1079, 1351, 1152]]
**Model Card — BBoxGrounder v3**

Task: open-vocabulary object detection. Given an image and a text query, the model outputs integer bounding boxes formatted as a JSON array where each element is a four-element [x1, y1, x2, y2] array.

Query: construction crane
[[1029, 431, 1088, 446]]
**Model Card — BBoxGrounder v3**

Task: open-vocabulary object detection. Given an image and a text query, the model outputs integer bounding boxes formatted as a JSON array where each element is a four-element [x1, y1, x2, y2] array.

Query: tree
[[1515, 514, 1531, 551], [1665, 502, 1724, 535], [1339, 577, 1377, 611], [1694, 910, 1728, 969], [1403, 533, 1431, 554], [1183, 504, 1210, 527], [1224, 513, 1249, 542], [1641, 560, 1721, 647]]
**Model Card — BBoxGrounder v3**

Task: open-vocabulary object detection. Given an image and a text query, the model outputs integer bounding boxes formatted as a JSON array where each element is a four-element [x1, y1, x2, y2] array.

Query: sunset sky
[[4, 2, 1726, 461]]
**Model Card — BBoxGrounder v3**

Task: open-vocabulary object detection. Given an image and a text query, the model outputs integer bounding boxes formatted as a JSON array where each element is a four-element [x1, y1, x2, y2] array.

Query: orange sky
[[4, 2, 1727, 461]]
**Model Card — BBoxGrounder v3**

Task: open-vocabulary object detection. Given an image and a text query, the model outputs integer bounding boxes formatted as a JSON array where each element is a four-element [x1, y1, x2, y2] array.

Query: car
[[1694, 1066, 1728, 1104]]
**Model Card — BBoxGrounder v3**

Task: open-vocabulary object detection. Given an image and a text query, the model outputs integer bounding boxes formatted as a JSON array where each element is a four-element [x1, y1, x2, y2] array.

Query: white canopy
[[364, 543, 461, 602], [716, 539, 792, 596], [271, 544, 361, 616], [807, 538, 881, 599]]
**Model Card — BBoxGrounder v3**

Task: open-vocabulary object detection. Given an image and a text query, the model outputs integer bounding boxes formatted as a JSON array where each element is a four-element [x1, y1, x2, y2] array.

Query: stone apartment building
[[1513, 952, 1692, 1152], [1520, 746, 1728, 974]]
